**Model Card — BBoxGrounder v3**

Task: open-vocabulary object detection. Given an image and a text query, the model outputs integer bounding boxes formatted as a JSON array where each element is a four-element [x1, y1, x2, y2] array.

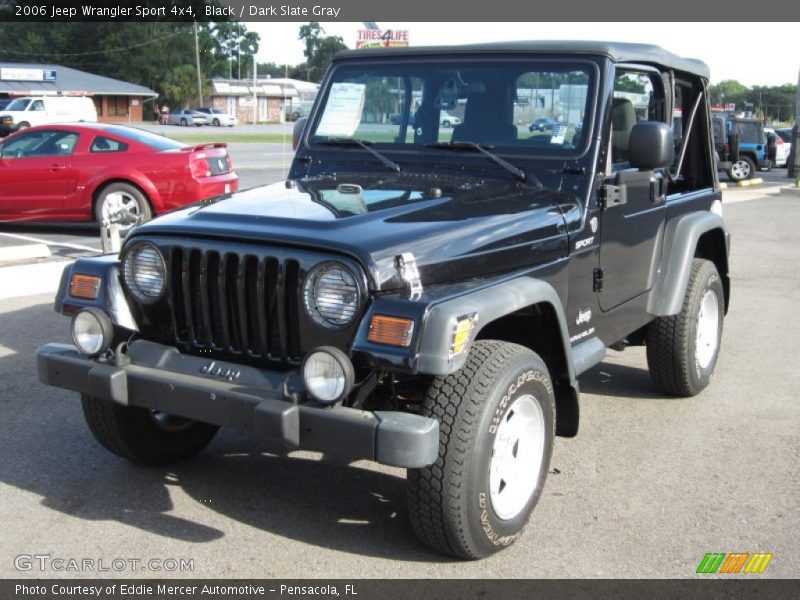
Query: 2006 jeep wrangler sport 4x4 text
[[37, 41, 730, 559]]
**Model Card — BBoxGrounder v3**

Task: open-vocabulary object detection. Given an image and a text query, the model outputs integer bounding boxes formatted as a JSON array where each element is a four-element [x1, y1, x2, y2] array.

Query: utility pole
[[194, 22, 203, 106], [790, 66, 800, 183]]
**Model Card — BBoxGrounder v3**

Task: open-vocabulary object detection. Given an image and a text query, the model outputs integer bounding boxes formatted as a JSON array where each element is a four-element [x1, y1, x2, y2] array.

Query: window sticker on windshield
[[316, 83, 366, 138], [550, 123, 567, 144]]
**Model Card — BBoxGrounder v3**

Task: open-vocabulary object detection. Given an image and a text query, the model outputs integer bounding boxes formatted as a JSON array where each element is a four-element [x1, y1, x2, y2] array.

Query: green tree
[[298, 22, 347, 82]]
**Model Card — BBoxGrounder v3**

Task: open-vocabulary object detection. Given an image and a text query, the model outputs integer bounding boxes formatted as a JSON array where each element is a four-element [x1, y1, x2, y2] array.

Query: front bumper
[[37, 340, 439, 468]]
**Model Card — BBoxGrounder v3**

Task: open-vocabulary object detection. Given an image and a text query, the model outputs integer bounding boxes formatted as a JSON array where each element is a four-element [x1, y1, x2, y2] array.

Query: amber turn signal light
[[367, 315, 414, 347], [69, 274, 101, 300]]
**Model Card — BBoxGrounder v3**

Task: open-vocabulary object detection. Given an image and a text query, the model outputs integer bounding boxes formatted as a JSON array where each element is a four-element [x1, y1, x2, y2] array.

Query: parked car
[[167, 109, 206, 127], [765, 127, 790, 168], [439, 110, 461, 127], [775, 128, 794, 168], [529, 117, 558, 132], [0, 124, 238, 227], [194, 107, 237, 127], [726, 118, 771, 181], [0, 95, 97, 136], [286, 100, 315, 122]]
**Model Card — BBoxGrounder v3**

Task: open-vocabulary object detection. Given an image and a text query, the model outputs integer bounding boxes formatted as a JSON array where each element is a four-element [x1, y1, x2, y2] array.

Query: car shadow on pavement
[[578, 352, 667, 400], [0, 300, 448, 562]]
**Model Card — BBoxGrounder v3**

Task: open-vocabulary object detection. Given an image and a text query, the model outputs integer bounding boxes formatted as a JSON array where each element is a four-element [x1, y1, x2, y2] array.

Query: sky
[[247, 22, 799, 87]]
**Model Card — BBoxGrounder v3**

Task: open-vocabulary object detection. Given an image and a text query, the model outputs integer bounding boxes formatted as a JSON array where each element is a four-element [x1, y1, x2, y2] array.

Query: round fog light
[[71, 308, 114, 356], [301, 347, 355, 404]]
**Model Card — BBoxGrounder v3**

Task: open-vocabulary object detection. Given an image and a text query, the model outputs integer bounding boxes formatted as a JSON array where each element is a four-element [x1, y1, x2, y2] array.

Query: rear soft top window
[[105, 126, 185, 151]]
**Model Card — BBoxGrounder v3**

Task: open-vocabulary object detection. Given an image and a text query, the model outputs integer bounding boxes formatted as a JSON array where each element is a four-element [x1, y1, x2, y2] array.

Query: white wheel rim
[[101, 192, 141, 230], [489, 394, 546, 521], [731, 160, 750, 179], [695, 289, 720, 370]]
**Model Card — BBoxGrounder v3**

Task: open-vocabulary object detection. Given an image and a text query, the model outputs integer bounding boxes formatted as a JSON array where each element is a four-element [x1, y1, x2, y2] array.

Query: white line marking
[[0, 232, 99, 253], [0, 260, 72, 300]]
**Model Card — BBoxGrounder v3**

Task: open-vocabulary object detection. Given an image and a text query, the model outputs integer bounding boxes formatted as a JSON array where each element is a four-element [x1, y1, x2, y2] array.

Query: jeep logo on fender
[[199, 361, 240, 382]]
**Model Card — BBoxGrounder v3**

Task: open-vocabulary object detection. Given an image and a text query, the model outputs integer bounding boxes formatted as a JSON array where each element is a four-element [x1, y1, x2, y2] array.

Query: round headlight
[[123, 242, 166, 303], [301, 347, 355, 404], [71, 308, 113, 356], [303, 262, 360, 329]]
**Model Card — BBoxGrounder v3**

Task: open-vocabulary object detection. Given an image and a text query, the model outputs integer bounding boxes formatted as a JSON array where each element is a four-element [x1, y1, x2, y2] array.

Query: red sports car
[[0, 123, 238, 225]]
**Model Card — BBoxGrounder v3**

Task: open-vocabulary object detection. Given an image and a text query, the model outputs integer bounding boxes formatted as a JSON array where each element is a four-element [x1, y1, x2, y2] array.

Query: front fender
[[54, 254, 138, 332], [416, 277, 576, 383]]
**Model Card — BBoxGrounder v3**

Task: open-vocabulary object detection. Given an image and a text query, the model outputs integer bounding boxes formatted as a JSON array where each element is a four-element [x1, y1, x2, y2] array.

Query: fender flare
[[647, 211, 728, 316], [85, 171, 161, 212], [416, 277, 576, 383]]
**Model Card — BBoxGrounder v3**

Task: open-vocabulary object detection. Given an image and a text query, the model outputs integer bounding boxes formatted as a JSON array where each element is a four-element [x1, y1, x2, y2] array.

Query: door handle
[[50, 164, 66, 172]]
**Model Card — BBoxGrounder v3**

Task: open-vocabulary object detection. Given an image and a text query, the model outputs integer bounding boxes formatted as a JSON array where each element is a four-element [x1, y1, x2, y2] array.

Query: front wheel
[[81, 395, 219, 465], [442, 120, 451, 128], [212, 118, 220, 127], [407, 340, 555, 559], [727, 156, 755, 181], [646, 258, 724, 397]]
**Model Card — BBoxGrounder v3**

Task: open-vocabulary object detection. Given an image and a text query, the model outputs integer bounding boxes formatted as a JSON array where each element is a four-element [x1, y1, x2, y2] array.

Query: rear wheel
[[180, 117, 188, 126], [407, 340, 555, 559], [727, 156, 755, 181], [646, 258, 724, 397], [81, 395, 219, 465], [94, 182, 152, 229]]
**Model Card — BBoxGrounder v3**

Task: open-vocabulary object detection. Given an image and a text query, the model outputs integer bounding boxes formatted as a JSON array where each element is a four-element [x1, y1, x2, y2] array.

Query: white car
[[167, 109, 207, 127], [765, 127, 791, 167], [194, 107, 237, 127], [439, 111, 461, 128]]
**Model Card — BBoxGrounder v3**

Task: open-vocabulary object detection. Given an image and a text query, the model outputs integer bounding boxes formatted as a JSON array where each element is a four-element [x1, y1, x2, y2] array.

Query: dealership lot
[[0, 155, 798, 577]]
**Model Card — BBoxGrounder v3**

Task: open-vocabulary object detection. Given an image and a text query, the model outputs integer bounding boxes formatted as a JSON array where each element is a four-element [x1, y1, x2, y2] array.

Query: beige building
[[209, 77, 319, 123]]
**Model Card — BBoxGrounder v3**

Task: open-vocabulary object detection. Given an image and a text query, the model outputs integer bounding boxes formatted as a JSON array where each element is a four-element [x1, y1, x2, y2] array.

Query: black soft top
[[334, 40, 710, 80]]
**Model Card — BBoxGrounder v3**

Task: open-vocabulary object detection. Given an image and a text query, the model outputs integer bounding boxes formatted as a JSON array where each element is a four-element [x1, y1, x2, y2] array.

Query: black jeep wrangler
[[37, 42, 730, 560]]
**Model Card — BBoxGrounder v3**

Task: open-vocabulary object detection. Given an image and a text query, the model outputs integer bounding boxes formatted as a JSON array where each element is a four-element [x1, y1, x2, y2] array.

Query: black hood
[[131, 172, 574, 291]]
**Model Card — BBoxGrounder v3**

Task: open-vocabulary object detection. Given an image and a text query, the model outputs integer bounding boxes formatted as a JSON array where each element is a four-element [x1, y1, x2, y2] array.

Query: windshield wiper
[[425, 141, 529, 183], [317, 138, 400, 173]]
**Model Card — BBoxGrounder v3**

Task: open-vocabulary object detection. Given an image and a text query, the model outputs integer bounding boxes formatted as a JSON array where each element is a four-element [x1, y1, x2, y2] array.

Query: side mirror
[[629, 121, 674, 170], [292, 116, 308, 151]]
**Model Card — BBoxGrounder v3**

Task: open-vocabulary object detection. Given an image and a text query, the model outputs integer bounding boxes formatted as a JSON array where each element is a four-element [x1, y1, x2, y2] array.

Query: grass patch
[[168, 133, 293, 144]]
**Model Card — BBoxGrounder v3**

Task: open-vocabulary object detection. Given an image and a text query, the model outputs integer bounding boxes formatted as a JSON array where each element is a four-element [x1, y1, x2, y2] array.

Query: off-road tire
[[407, 340, 555, 559], [646, 259, 724, 397], [81, 395, 219, 465]]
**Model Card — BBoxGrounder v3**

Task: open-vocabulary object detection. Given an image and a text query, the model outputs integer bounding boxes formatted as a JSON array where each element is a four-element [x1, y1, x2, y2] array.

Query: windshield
[[308, 60, 594, 156], [6, 98, 31, 111], [104, 126, 185, 151]]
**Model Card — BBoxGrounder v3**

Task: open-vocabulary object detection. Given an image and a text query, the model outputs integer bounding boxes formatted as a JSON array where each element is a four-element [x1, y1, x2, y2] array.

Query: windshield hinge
[[396, 252, 423, 301], [598, 184, 626, 210]]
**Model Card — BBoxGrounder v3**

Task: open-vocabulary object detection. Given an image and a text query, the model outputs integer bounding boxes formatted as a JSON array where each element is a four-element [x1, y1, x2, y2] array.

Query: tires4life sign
[[356, 29, 409, 48]]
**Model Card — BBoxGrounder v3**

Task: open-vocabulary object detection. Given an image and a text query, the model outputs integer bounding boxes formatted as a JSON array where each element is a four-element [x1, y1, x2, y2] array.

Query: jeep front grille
[[169, 247, 302, 362]]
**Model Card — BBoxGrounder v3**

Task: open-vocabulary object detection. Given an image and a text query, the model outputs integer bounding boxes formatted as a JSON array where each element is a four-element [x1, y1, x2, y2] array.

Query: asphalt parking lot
[[0, 161, 798, 578]]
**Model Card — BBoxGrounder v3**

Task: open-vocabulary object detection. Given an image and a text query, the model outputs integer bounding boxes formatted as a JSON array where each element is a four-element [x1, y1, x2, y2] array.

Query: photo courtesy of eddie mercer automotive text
[[36, 40, 730, 560]]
